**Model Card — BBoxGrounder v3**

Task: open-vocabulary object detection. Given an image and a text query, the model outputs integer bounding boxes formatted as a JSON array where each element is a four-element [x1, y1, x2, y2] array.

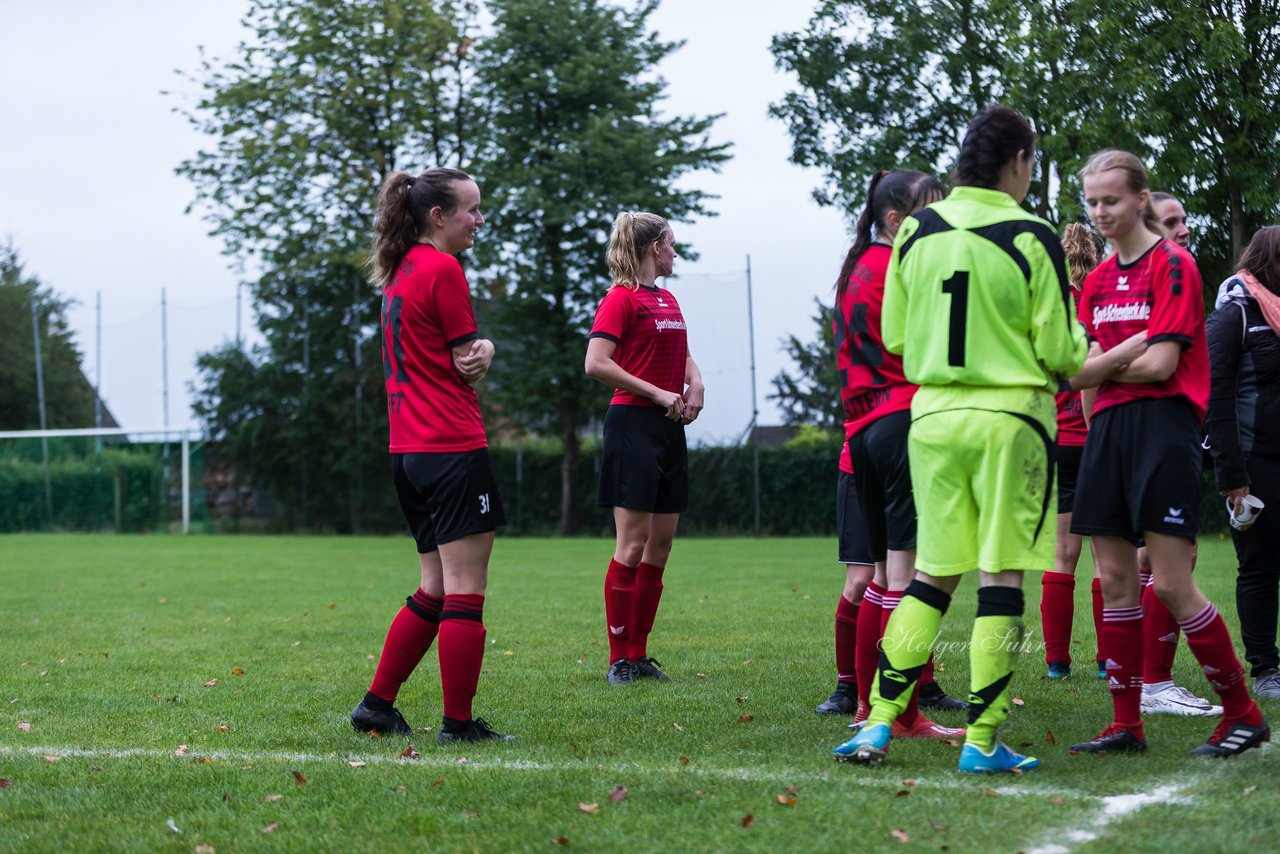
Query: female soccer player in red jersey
[[586, 211, 704, 685], [350, 167, 515, 744], [1069, 150, 1268, 757], [822, 169, 966, 736], [1040, 223, 1109, 681]]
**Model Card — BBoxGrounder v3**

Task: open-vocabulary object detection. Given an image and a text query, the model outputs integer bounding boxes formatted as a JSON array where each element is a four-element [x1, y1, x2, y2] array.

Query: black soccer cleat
[[632, 656, 669, 681], [815, 682, 859, 715], [436, 716, 518, 744], [1190, 718, 1270, 758], [607, 658, 636, 686], [1068, 724, 1148, 755], [918, 681, 969, 712], [350, 698, 413, 737]]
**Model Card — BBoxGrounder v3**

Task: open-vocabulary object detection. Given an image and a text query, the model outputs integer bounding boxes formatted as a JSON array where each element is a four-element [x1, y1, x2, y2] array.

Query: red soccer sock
[[1102, 606, 1144, 730], [919, 653, 937, 689], [604, 558, 637, 663], [1180, 603, 1261, 723], [855, 583, 885, 709], [1142, 582, 1181, 684], [1091, 577, 1105, 666], [627, 562, 665, 661], [834, 595, 859, 685], [880, 590, 922, 726], [1041, 572, 1076, 667], [368, 589, 444, 703], [437, 593, 487, 722]]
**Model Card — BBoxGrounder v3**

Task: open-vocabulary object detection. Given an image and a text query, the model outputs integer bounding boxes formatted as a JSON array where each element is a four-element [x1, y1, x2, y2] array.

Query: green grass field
[[1, 534, 1276, 852]]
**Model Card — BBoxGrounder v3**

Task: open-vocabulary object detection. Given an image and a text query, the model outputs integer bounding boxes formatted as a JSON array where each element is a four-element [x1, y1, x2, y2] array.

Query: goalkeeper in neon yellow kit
[[834, 106, 1089, 773]]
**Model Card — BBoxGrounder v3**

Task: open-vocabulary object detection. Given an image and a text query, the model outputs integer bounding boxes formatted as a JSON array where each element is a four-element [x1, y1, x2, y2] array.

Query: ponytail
[[607, 211, 670, 289], [1061, 222, 1102, 291], [368, 166, 472, 288], [835, 169, 944, 302]]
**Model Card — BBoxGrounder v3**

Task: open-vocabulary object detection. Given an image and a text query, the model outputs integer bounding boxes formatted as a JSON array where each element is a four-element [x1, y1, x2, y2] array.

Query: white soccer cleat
[[1140, 683, 1223, 717]]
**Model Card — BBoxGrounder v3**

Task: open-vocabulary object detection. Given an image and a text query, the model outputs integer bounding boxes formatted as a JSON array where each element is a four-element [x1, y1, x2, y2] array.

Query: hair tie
[[405, 177, 415, 191]]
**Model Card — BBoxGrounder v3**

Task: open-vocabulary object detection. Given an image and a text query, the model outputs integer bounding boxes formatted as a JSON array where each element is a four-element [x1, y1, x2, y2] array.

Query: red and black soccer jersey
[[838, 422, 854, 475], [1056, 390, 1087, 446], [589, 284, 689, 407], [835, 244, 916, 438], [381, 244, 486, 453], [1078, 239, 1209, 422]]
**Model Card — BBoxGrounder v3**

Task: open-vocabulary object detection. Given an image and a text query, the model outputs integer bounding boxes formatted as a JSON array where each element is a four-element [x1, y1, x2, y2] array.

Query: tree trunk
[[560, 405, 581, 535], [1229, 178, 1246, 260]]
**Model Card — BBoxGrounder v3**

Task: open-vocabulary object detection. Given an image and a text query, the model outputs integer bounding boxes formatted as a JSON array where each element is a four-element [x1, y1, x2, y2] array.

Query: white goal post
[[0, 427, 204, 534]]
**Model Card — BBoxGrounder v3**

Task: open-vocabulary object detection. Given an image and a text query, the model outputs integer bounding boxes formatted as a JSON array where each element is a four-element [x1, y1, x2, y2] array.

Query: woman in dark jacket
[[1206, 225, 1280, 699]]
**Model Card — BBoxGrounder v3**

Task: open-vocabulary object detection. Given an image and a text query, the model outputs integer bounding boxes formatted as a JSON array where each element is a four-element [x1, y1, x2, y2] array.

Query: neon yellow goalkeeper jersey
[[882, 186, 1087, 394]]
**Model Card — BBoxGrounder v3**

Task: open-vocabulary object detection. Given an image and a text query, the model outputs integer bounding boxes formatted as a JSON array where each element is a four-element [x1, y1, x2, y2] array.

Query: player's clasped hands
[[453, 339, 495, 384]]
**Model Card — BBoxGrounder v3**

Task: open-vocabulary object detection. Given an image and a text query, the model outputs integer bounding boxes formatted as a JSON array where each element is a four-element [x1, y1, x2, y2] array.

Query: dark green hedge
[[0, 448, 167, 532]]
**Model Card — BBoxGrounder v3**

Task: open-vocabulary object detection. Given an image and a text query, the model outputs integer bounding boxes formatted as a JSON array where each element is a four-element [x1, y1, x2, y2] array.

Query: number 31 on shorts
[[478, 493, 491, 514]]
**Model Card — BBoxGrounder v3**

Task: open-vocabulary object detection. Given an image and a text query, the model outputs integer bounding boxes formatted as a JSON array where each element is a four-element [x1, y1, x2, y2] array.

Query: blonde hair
[[606, 211, 670, 288], [1061, 223, 1103, 291], [1080, 149, 1163, 236]]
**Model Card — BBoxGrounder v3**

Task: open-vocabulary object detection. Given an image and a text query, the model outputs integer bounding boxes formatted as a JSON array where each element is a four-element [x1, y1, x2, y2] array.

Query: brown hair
[[1238, 225, 1280, 296], [1080, 150, 1162, 236], [836, 169, 944, 301], [368, 167, 473, 288], [1061, 223, 1103, 291], [607, 211, 670, 289]]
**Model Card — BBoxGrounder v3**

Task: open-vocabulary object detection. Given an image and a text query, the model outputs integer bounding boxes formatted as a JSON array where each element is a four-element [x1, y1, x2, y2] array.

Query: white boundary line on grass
[[1023, 779, 1194, 854], [0, 744, 1096, 800]]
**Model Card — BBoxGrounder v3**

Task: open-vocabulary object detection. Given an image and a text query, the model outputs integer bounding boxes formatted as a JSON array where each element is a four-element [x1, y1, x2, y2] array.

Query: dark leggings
[[1234, 453, 1280, 676]]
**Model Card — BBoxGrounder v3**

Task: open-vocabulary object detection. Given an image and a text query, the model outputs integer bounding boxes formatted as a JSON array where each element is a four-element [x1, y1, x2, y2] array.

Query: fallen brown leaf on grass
[[553, 838, 570, 846], [677, 755, 690, 766], [462, 810, 476, 819], [929, 820, 945, 831], [1012, 697, 1025, 706], [261, 822, 277, 834], [609, 785, 628, 803], [1244, 785, 1258, 795], [578, 802, 599, 814], [0, 779, 11, 789], [195, 845, 215, 854], [348, 761, 367, 768], [291, 770, 308, 786], [890, 829, 910, 843], [895, 789, 911, 798], [401, 746, 419, 760], [431, 778, 445, 787], [1051, 797, 1065, 805], [197, 757, 213, 765], [671, 722, 683, 731], [455, 757, 468, 766], [264, 794, 284, 802], [740, 815, 754, 828], [393, 786, 407, 794], [735, 696, 748, 703], [39, 670, 49, 677], [944, 739, 961, 747], [328, 603, 336, 609], [175, 745, 189, 757], [1044, 730, 1057, 745], [742, 659, 753, 666], [981, 787, 999, 796], [216, 725, 229, 733], [16, 722, 30, 732], [694, 790, 703, 798], [203, 679, 218, 688], [901, 779, 917, 787], [737, 714, 754, 723], [786, 785, 797, 795], [776, 794, 797, 807], [231, 668, 244, 677]]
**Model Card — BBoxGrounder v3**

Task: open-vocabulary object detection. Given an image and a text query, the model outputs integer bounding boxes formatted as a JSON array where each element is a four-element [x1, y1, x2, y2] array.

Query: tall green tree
[[175, 0, 478, 531], [771, 1, 1280, 287], [766, 296, 841, 432], [0, 242, 98, 431], [471, 0, 730, 533]]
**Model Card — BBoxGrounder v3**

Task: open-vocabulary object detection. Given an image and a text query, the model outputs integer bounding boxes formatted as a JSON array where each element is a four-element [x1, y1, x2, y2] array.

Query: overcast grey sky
[[0, 0, 852, 444]]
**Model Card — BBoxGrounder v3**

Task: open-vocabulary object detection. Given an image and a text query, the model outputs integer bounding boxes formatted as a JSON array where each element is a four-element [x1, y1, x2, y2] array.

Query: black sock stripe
[[405, 595, 441, 622], [439, 608, 484, 623], [904, 579, 952, 614], [976, 585, 1025, 617], [967, 671, 1014, 725]]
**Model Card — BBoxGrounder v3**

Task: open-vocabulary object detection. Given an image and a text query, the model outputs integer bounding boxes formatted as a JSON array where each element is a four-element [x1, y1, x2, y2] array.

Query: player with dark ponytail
[[817, 169, 967, 734], [350, 166, 515, 744]]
